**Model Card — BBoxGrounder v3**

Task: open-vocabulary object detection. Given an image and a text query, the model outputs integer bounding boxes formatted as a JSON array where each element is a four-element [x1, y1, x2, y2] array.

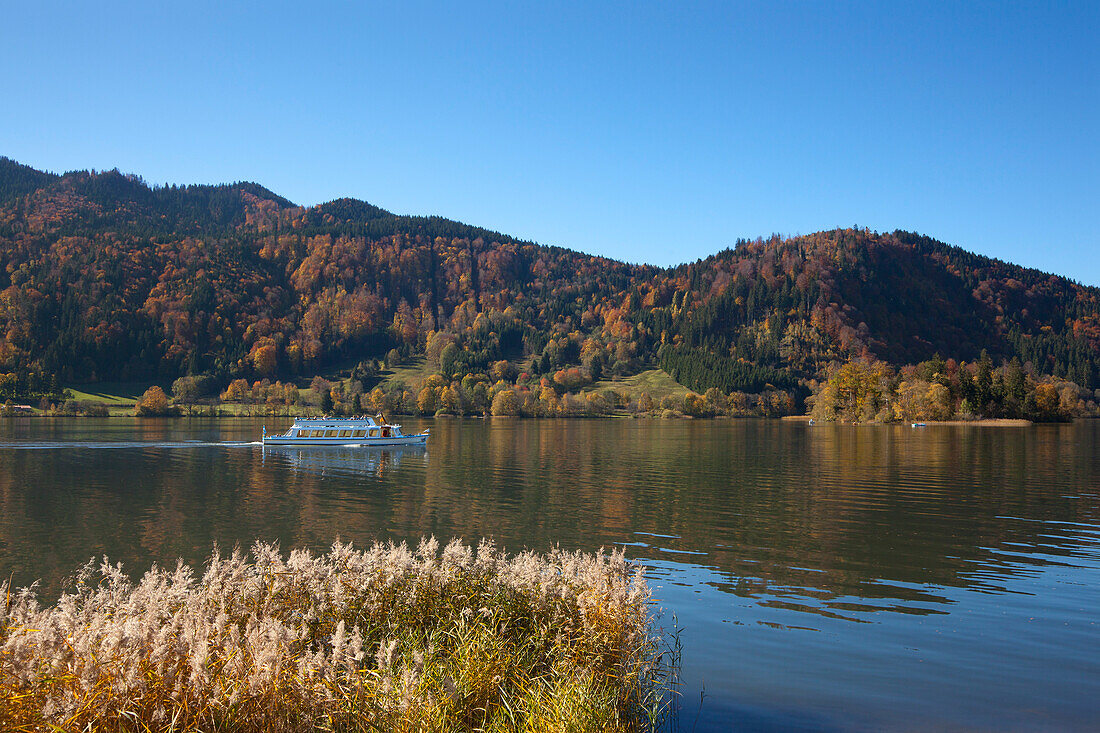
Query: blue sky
[[3, 2, 1098, 283]]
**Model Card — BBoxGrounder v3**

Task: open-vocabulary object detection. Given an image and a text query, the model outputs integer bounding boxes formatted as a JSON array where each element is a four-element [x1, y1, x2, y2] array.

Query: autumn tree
[[135, 386, 171, 416], [417, 386, 439, 415], [250, 340, 278, 376], [222, 379, 250, 402], [491, 389, 518, 416], [439, 386, 460, 414], [811, 360, 894, 422]]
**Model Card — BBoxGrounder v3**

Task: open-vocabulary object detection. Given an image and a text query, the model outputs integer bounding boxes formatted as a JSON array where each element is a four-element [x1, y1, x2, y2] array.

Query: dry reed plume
[[1, 538, 676, 731]]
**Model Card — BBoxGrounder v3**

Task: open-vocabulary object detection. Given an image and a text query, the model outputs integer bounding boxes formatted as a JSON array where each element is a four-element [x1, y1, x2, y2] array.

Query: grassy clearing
[[377, 356, 436, 389], [591, 370, 691, 401], [0, 539, 676, 732], [63, 382, 151, 404]]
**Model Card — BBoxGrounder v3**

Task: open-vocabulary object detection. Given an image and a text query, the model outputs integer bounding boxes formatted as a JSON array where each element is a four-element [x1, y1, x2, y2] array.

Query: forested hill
[[659, 229, 1100, 390], [0, 156, 1097, 395]]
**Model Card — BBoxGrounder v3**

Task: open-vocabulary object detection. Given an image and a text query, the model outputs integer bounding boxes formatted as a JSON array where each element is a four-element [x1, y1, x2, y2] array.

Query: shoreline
[[0, 411, 1056, 425], [781, 415, 1034, 426]]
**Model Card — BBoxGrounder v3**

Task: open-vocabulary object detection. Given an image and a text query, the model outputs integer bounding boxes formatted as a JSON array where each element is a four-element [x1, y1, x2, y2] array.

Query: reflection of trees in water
[[661, 421, 1100, 616], [0, 419, 1098, 616], [0, 435, 429, 596], [402, 420, 1100, 619], [794, 424, 1099, 586]]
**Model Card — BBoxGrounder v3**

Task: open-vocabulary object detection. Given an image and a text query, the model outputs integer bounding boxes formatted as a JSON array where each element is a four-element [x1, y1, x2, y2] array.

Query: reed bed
[[0, 539, 676, 732]]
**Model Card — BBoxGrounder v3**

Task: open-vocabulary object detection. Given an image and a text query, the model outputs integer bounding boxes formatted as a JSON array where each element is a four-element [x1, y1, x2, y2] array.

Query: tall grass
[[1, 539, 677, 731]]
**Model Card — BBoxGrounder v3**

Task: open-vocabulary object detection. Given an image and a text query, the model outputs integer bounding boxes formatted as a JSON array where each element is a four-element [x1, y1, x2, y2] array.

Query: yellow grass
[[0, 539, 676, 731]]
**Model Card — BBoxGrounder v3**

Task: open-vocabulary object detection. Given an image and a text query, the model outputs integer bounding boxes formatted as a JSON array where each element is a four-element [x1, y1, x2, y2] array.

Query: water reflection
[[261, 444, 428, 479], [1, 418, 1098, 730], [1, 419, 1098, 607]]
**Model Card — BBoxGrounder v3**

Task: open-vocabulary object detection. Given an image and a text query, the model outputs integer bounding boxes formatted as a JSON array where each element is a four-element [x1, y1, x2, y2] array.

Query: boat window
[[352, 430, 367, 438], [368, 428, 380, 438], [339, 429, 352, 438], [310, 430, 324, 438], [324, 430, 338, 438]]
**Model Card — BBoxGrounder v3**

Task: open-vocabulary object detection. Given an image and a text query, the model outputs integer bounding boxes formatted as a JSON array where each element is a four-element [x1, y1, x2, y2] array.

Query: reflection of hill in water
[[2, 419, 1098, 732], [262, 445, 427, 479], [399, 420, 1100, 622], [0, 418, 1097, 623]]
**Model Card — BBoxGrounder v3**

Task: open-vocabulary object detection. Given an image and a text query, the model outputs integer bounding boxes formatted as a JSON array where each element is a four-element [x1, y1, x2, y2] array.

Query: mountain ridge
[[0, 156, 1097, 394]]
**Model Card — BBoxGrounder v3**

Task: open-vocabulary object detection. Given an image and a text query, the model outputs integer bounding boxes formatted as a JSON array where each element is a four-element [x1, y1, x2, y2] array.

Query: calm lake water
[[1, 417, 1098, 731]]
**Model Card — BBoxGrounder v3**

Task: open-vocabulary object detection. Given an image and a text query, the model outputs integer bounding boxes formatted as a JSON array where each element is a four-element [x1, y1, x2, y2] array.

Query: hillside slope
[[0, 157, 1096, 392], [656, 229, 1098, 388]]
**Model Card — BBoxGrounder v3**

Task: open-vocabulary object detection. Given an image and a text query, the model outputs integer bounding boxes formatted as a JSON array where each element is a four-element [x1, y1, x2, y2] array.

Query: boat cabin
[[261, 414, 426, 446], [289, 425, 395, 439]]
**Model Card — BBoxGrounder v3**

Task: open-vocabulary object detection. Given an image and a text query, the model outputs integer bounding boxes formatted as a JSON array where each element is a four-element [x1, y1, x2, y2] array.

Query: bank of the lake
[[782, 415, 1036, 427]]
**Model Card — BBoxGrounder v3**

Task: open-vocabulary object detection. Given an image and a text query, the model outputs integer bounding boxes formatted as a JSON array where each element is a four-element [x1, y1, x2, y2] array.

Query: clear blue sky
[[3, 2, 1098, 283]]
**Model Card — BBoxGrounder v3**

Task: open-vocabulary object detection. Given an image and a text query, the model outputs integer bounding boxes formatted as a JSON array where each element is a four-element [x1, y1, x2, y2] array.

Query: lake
[[1, 417, 1098, 731]]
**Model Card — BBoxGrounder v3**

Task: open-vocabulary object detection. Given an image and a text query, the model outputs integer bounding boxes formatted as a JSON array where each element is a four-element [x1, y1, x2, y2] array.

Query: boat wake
[[0, 440, 264, 450]]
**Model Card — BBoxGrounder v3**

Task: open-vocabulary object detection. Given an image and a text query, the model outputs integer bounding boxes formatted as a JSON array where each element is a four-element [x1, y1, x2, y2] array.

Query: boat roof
[[292, 416, 383, 425]]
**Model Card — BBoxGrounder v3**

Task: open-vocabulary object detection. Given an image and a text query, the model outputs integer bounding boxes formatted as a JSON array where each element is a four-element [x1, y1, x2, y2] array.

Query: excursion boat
[[262, 415, 429, 447]]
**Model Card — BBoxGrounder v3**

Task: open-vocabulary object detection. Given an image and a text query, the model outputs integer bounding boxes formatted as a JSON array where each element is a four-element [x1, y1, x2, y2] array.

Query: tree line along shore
[[3, 350, 1097, 423], [3, 161, 1100, 425]]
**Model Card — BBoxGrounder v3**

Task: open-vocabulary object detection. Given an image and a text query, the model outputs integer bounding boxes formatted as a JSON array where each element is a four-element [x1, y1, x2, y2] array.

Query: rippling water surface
[[2, 417, 1098, 731]]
